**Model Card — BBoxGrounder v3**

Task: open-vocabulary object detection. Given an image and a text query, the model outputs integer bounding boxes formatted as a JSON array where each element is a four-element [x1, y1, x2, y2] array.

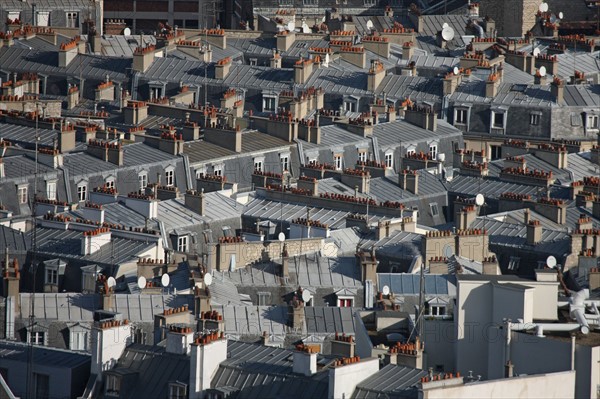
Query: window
[[46, 181, 57, 201], [334, 155, 342, 170], [428, 305, 446, 316], [66, 11, 78, 28], [358, 151, 367, 163], [587, 115, 599, 131], [29, 331, 45, 346], [177, 236, 188, 252], [530, 113, 540, 126], [7, 12, 20, 23], [492, 112, 504, 128], [195, 169, 206, 179], [165, 169, 174, 186], [429, 203, 439, 217], [508, 256, 521, 271], [254, 158, 263, 173], [429, 144, 438, 160], [249, 58, 258, 66], [77, 184, 87, 202], [338, 298, 353, 307], [105, 178, 115, 190], [406, 148, 416, 156], [263, 96, 276, 112], [18, 186, 28, 204], [384, 153, 393, 169], [45, 268, 58, 285], [36, 11, 50, 26], [455, 109, 467, 125], [138, 173, 148, 191], [281, 156, 289, 172], [70, 330, 88, 351], [34, 373, 50, 399], [364, 0, 376, 5], [344, 101, 356, 112], [214, 166, 222, 176], [257, 292, 271, 306], [169, 384, 187, 399], [105, 375, 121, 397], [303, 0, 318, 5]]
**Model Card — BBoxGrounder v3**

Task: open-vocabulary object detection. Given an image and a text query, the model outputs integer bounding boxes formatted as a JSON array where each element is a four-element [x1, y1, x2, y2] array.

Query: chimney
[[203, 28, 226, 49], [270, 49, 282, 68], [551, 77, 564, 104], [534, 143, 568, 169], [482, 256, 500, 275], [404, 105, 437, 131], [534, 198, 567, 225], [81, 227, 111, 256], [384, 338, 424, 369], [2, 256, 20, 311], [293, 344, 319, 376], [204, 124, 242, 153], [123, 100, 148, 125], [399, 169, 418, 194], [341, 169, 370, 194], [276, 30, 296, 52], [455, 205, 477, 230], [88, 30, 102, 54], [59, 123, 77, 153], [402, 41, 414, 60], [523, 208, 531, 225], [505, 361, 514, 378], [340, 46, 367, 68], [91, 319, 132, 375], [294, 58, 314, 85], [100, 280, 114, 312], [132, 44, 157, 73], [166, 325, 195, 355], [58, 37, 80, 67], [485, 72, 500, 97], [67, 85, 79, 109], [594, 198, 600, 219], [82, 202, 105, 224], [184, 189, 205, 216], [125, 192, 158, 219], [526, 220, 542, 245], [362, 36, 390, 58], [189, 333, 228, 399], [328, 357, 379, 399], [367, 60, 385, 92], [281, 243, 289, 278], [534, 69, 547, 85], [358, 250, 378, 289], [85, 140, 124, 166], [215, 57, 232, 80], [290, 297, 305, 332], [331, 333, 356, 358], [590, 268, 600, 291]]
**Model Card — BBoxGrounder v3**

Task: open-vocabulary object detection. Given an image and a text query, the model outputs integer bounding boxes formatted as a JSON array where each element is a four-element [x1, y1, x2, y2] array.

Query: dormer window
[[490, 108, 508, 134], [17, 185, 28, 204], [262, 91, 278, 112], [384, 152, 394, 169], [343, 97, 358, 113], [177, 236, 189, 252], [586, 114, 599, 132], [357, 150, 367, 163], [29, 331, 46, 345], [105, 374, 121, 397], [254, 157, 264, 173], [105, 177, 115, 190], [46, 180, 57, 201], [455, 108, 468, 125], [169, 383, 187, 399], [333, 154, 343, 170], [428, 144, 438, 160], [138, 172, 148, 191]]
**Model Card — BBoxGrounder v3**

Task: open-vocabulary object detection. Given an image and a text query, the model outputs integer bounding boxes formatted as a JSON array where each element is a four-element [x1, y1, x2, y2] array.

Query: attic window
[[105, 374, 121, 397], [303, 0, 318, 6], [508, 256, 520, 271], [257, 292, 271, 306], [570, 113, 582, 127], [510, 84, 527, 92], [169, 383, 187, 399], [279, 0, 293, 5]]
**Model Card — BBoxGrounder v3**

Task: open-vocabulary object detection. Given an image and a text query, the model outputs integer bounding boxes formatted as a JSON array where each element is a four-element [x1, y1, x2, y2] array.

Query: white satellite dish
[[302, 22, 310, 33], [475, 193, 485, 206], [382, 285, 390, 296], [549, 14, 557, 24], [453, 66, 460, 75], [137, 276, 147, 290], [287, 21, 296, 32], [161, 273, 170, 287], [301, 290, 311, 302], [278, 232, 286, 242], [123, 27, 131, 36], [229, 255, 236, 272], [442, 22, 449, 29], [539, 66, 547, 76], [539, 2, 548, 13], [324, 53, 330, 68], [533, 48, 541, 57], [441, 26, 455, 41], [558, 12, 564, 19], [204, 272, 213, 286], [443, 244, 454, 258], [546, 256, 557, 268], [107, 277, 116, 288], [366, 20, 374, 30]]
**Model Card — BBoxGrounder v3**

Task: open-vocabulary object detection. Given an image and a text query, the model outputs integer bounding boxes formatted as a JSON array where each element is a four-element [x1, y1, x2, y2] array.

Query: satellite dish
[[539, 66, 547, 76], [546, 256, 557, 268], [442, 22, 449, 29], [137, 276, 147, 290], [382, 285, 390, 296], [302, 22, 310, 33], [475, 193, 485, 206], [204, 272, 213, 286], [301, 290, 311, 302], [324, 53, 330, 68], [366, 20, 374, 30], [558, 12, 564, 19], [441, 26, 455, 41], [533, 48, 541, 57], [107, 277, 116, 288], [278, 232, 286, 242], [123, 27, 131, 36], [453, 66, 460, 75], [539, 2, 548, 12], [229, 255, 236, 272], [549, 14, 557, 24], [161, 273, 170, 287], [287, 21, 296, 32]]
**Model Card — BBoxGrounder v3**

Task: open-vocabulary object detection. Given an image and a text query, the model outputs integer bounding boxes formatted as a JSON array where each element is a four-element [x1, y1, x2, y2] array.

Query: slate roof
[[374, 75, 443, 103], [352, 364, 427, 399], [305, 306, 356, 334], [377, 273, 457, 296], [448, 174, 541, 199], [0, 339, 90, 369]]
